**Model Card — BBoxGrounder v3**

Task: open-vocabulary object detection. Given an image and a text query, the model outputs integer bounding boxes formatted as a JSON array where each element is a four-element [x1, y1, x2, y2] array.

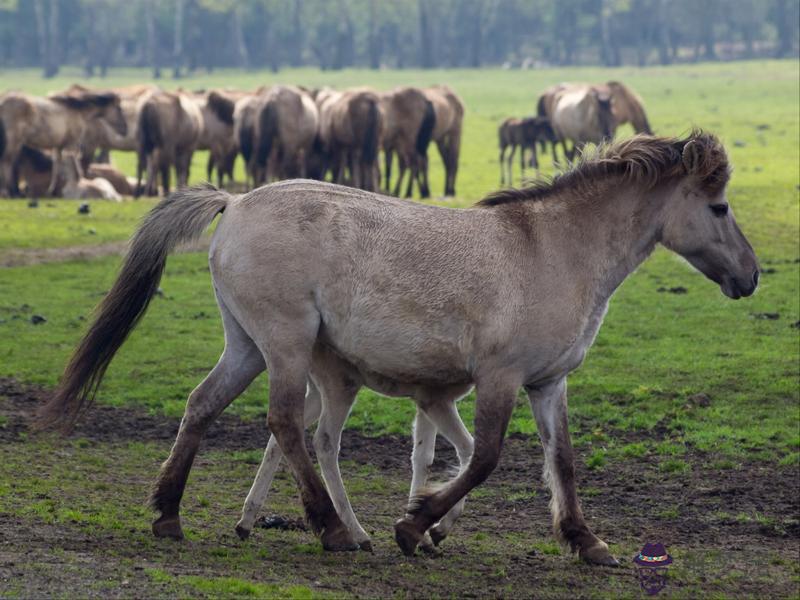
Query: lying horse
[[40, 131, 759, 566]]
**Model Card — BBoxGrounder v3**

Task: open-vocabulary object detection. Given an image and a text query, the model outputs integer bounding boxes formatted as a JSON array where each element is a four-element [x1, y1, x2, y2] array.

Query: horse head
[[660, 133, 759, 299]]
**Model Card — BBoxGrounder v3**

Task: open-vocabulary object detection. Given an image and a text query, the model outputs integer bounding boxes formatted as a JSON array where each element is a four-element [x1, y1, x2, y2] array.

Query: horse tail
[[239, 123, 254, 165], [361, 98, 380, 164], [0, 118, 5, 161], [138, 101, 162, 157], [415, 99, 436, 156], [536, 93, 548, 118], [36, 184, 230, 433], [256, 101, 278, 169]]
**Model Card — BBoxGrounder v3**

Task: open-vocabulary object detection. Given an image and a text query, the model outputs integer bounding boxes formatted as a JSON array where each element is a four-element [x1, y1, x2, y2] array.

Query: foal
[[41, 132, 758, 566], [498, 116, 556, 184]]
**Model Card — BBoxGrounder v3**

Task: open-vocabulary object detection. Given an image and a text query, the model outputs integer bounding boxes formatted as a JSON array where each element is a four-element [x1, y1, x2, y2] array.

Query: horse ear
[[682, 139, 702, 174]]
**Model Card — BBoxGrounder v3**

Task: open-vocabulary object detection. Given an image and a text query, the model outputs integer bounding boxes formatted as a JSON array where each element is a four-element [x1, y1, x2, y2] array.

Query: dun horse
[[39, 132, 758, 566], [498, 116, 556, 185], [0, 89, 126, 196], [135, 90, 203, 197], [423, 85, 464, 197]]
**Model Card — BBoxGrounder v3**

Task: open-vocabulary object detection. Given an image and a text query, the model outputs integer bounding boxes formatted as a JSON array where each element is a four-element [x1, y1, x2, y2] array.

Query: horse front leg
[[394, 376, 516, 556], [236, 380, 323, 539], [527, 379, 618, 566], [47, 148, 63, 196]]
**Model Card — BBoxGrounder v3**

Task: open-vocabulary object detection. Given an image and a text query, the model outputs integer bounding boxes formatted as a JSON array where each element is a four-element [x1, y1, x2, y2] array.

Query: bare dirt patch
[[1, 377, 798, 598], [0, 238, 210, 268]]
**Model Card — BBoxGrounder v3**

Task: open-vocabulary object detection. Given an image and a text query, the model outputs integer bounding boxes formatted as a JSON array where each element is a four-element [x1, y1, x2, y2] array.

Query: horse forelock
[[477, 131, 729, 208]]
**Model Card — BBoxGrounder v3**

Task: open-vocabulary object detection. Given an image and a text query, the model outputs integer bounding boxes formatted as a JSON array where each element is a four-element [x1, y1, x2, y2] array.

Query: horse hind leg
[[236, 380, 323, 539], [151, 297, 265, 540], [527, 379, 618, 566], [310, 351, 370, 549], [259, 316, 356, 552]]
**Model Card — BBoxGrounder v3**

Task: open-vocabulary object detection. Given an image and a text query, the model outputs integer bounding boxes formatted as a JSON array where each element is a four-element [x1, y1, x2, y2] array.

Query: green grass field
[[1, 61, 798, 598]]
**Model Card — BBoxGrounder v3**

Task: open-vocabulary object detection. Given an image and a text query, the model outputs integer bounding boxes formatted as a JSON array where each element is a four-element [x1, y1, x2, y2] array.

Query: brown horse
[[380, 87, 436, 198], [423, 85, 464, 197], [233, 88, 269, 188], [188, 89, 240, 189], [0, 89, 126, 196], [253, 85, 319, 185], [498, 116, 556, 185], [135, 90, 203, 197], [318, 88, 383, 192], [40, 132, 758, 564]]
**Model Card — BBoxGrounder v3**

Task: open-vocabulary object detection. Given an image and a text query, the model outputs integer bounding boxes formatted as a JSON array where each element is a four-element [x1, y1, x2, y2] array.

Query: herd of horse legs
[[29, 77, 757, 568]]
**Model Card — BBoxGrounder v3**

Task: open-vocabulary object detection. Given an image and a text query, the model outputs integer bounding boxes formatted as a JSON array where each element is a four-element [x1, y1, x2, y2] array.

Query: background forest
[[0, 0, 798, 78]]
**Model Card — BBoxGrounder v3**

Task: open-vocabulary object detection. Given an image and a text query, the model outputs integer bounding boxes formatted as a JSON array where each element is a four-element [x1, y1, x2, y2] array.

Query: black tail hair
[[415, 99, 436, 156], [256, 101, 278, 168], [362, 99, 380, 164]]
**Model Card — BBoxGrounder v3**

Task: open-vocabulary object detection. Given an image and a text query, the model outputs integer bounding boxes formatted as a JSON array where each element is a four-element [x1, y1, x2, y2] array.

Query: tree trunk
[[40, 0, 60, 78], [145, 0, 161, 78], [291, 0, 304, 67], [700, 3, 718, 61], [773, 0, 794, 58], [418, 0, 434, 68], [33, 0, 50, 77], [231, 6, 249, 69], [173, 0, 185, 79], [368, 0, 380, 69], [656, 0, 671, 65], [469, 0, 484, 67]]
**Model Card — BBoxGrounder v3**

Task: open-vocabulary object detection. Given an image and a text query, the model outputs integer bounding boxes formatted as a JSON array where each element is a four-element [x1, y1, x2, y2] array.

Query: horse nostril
[[752, 270, 760, 288]]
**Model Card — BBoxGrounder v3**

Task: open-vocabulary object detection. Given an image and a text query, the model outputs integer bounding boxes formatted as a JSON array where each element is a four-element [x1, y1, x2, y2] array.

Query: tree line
[[0, 0, 797, 78]]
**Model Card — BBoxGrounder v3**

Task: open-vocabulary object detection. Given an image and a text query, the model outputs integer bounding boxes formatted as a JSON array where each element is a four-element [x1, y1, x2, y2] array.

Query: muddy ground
[[1, 378, 798, 598]]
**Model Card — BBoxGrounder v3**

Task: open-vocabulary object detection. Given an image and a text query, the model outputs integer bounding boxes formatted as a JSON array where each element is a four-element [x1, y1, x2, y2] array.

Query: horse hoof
[[152, 516, 184, 540], [321, 523, 359, 552], [419, 534, 442, 556], [394, 519, 423, 557], [358, 539, 373, 553], [429, 526, 447, 547], [235, 524, 251, 541], [581, 542, 619, 567]]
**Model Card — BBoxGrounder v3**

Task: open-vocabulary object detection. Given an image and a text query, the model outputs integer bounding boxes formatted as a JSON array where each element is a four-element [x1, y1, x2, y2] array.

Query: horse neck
[[525, 181, 667, 301]]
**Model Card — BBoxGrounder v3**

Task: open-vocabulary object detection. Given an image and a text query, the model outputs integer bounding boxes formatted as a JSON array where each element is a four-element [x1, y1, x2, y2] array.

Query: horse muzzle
[[720, 269, 759, 299]]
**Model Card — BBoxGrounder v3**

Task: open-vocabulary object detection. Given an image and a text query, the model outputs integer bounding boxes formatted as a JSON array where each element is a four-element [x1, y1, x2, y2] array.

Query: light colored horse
[[253, 85, 319, 185], [233, 88, 268, 188], [188, 89, 246, 189], [380, 87, 436, 198], [40, 132, 759, 566], [58, 153, 121, 201], [0, 90, 127, 196], [135, 90, 203, 197], [423, 85, 464, 197], [548, 87, 615, 162], [537, 81, 652, 164]]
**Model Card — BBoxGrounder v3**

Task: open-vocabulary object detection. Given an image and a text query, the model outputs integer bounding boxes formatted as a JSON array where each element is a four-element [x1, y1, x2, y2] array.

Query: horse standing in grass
[[498, 116, 556, 185], [40, 132, 758, 566], [423, 85, 464, 197], [0, 89, 127, 196]]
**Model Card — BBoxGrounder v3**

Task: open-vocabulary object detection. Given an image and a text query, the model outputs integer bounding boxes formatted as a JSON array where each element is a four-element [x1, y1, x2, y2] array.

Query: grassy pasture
[[0, 61, 798, 598]]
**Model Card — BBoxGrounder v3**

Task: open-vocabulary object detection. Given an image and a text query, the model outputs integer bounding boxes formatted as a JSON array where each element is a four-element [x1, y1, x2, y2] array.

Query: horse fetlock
[[579, 538, 619, 567], [234, 522, 251, 541], [428, 524, 448, 547], [394, 518, 425, 556], [152, 514, 184, 540], [321, 520, 359, 552]]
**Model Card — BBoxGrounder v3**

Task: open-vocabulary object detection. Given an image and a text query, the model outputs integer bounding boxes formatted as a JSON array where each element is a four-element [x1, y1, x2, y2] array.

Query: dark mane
[[49, 92, 119, 110], [477, 131, 730, 207]]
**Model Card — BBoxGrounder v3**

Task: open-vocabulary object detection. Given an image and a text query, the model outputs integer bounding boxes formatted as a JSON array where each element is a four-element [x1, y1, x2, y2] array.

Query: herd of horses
[[0, 79, 651, 202], [0, 83, 463, 201]]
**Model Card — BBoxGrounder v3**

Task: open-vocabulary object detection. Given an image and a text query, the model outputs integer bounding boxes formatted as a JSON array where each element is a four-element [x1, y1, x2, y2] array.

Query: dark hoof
[[321, 523, 359, 552], [394, 519, 423, 557], [358, 539, 373, 553], [419, 535, 443, 556], [429, 526, 447, 547], [235, 524, 251, 541], [152, 516, 184, 540], [581, 542, 619, 567]]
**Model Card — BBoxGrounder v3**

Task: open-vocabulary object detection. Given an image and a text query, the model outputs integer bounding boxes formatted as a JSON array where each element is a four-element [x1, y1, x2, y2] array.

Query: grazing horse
[[423, 85, 464, 197], [253, 85, 319, 185], [380, 87, 436, 198], [537, 81, 652, 165], [39, 132, 759, 565], [135, 90, 203, 197], [233, 88, 268, 188], [317, 88, 383, 192], [498, 116, 556, 185], [548, 87, 615, 162], [0, 90, 127, 196]]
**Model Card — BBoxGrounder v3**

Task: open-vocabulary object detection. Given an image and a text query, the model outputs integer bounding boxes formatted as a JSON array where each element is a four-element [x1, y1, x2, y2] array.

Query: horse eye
[[710, 203, 728, 217]]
